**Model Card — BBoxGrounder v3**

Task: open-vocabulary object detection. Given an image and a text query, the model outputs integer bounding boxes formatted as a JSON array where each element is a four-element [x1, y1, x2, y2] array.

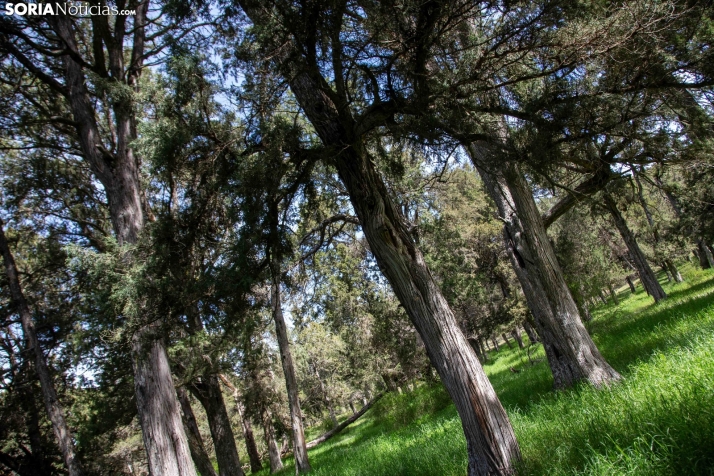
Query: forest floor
[[259, 263, 714, 476]]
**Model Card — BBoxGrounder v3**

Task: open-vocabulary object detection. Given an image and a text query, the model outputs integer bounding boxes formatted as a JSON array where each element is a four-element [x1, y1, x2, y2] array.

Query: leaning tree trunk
[[522, 319, 539, 344], [269, 254, 311, 473], [177, 387, 218, 476], [236, 403, 263, 474], [697, 239, 714, 269], [236, 5, 520, 470], [603, 194, 667, 302], [0, 220, 83, 476], [261, 406, 284, 474], [665, 259, 683, 283], [189, 375, 244, 476], [510, 329, 525, 349], [469, 146, 621, 389], [625, 276, 637, 293], [326, 140, 521, 474]]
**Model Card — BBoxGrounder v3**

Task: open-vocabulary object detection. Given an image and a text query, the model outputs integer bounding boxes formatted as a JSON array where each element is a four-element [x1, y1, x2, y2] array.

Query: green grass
[[257, 264, 714, 475]]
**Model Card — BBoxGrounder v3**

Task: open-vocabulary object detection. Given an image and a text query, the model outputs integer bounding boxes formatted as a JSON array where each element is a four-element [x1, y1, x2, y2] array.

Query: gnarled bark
[[469, 146, 621, 389]]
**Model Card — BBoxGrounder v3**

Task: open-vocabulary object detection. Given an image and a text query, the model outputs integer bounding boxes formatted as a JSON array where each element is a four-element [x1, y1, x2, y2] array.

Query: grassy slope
[[259, 264, 714, 476]]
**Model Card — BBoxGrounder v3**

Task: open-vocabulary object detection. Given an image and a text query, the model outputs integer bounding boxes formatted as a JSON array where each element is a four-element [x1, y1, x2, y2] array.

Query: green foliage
[[260, 265, 714, 476]]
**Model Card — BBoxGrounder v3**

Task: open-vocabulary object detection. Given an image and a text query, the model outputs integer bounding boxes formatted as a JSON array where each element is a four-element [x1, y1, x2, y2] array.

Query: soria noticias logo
[[4, 2, 136, 16]]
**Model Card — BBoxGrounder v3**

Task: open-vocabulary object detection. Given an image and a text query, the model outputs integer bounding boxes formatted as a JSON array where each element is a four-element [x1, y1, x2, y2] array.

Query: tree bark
[[260, 406, 284, 474], [132, 331, 197, 476], [665, 259, 684, 283], [269, 255, 311, 473], [491, 336, 500, 351], [236, 6, 521, 471], [217, 375, 263, 474], [608, 285, 620, 305], [0, 220, 83, 476], [501, 333, 513, 349], [697, 239, 714, 269], [188, 375, 244, 476], [522, 319, 539, 344], [603, 193, 667, 302], [177, 387, 218, 476], [510, 329, 525, 349], [469, 148, 621, 389], [236, 404, 263, 474], [46, 15, 196, 475], [625, 276, 637, 293]]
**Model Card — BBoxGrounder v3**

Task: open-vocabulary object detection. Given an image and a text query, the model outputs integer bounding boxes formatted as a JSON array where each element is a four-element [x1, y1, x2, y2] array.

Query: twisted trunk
[[603, 194, 666, 303], [0, 221, 83, 476], [469, 146, 621, 389]]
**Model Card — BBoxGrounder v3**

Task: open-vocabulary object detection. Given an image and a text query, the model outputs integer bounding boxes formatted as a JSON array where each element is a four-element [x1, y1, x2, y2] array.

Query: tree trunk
[[260, 406, 283, 474], [49, 16, 196, 474], [501, 333, 513, 349], [665, 259, 684, 283], [491, 336, 500, 351], [626, 276, 637, 293], [232, 11, 521, 470], [270, 255, 311, 474], [697, 239, 714, 269], [236, 404, 263, 474], [0, 220, 83, 476], [469, 149, 621, 389], [188, 375, 244, 476], [603, 193, 667, 302], [510, 329, 525, 349], [522, 319, 539, 344], [132, 331, 197, 476], [598, 290, 609, 305], [177, 387, 218, 476], [608, 285, 620, 305]]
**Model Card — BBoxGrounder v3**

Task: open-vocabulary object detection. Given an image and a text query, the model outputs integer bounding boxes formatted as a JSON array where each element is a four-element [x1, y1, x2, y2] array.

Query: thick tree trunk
[[177, 387, 218, 476], [603, 194, 667, 302], [626, 276, 637, 293], [233, 10, 521, 469], [270, 256, 311, 473], [0, 220, 83, 476], [260, 406, 283, 474], [697, 239, 714, 269], [49, 15, 195, 475], [510, 329, 525, 349], [665, 259, 684, 283], [469, 149, 621, 389], [133, 331, 197, 476], [188, 375, 244, 476]]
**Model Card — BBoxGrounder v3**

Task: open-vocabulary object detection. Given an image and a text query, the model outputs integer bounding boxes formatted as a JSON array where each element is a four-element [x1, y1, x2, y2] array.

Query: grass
[[256, 264, 714, 475]]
